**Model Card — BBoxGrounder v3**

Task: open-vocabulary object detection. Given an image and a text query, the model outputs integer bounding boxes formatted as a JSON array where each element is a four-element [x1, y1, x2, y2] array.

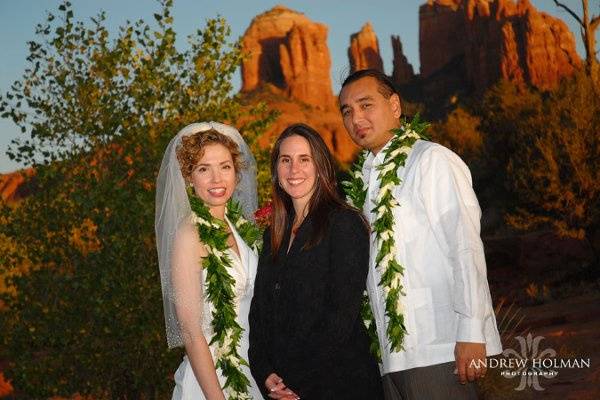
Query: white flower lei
[[344, 117, 428, 359], [188, 192, 261, 399]]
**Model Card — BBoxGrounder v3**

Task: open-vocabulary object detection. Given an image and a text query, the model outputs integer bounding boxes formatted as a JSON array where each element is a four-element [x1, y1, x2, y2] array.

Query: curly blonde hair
[[176, 129, 243, 183]]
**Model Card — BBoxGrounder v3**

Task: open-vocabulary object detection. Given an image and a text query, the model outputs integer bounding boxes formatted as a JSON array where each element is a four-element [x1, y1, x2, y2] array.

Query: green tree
[[504, 72, 600, 263], [477, 80, 544, 210], [430, 106, 483, 164], [0, 0, 275, 398]]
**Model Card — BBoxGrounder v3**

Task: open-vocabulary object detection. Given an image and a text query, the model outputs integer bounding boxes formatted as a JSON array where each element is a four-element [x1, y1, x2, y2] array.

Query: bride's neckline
[[224, 217, 241, 260], [226, 246, 241, 263]]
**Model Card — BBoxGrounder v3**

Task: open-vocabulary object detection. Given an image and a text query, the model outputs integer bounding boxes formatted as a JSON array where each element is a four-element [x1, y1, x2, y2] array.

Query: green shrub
[[0, 1, 275, 398]]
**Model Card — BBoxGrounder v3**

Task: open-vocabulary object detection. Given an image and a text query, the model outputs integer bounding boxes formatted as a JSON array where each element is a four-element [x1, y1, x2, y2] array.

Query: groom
[[339, 69, 502, 399]]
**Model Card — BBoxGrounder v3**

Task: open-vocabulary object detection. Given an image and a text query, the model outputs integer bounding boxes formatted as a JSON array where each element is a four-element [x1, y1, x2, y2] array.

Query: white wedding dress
[[172, 218, 262, 399]]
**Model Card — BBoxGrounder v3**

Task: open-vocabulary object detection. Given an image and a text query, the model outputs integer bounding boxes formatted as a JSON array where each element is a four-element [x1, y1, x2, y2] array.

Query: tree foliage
[[478, 74, 600, 263], [504, 73, 600, 259], [471, 80, 544, 210], [0, 0, 275, 398], [429, 106, 483, 165]]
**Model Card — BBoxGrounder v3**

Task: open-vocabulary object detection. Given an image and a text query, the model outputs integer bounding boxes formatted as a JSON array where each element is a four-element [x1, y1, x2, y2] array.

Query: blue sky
[[0, 0, 595, 172]]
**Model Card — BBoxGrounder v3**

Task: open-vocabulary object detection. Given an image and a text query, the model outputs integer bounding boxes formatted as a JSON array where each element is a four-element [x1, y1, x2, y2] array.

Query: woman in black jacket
[[249, 123, 383, 400]]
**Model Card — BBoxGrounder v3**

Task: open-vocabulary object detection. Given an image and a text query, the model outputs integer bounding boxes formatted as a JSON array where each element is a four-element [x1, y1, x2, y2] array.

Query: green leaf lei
[[343, 116, 429, 360], [188, 189, 261, 400]]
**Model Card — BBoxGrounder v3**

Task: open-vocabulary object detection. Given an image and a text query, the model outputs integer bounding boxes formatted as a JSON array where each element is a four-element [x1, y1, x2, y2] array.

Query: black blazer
[[248, 207, 383, 399]]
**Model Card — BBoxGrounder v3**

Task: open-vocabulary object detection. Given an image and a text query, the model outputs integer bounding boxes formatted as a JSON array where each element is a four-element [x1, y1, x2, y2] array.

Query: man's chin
[[350, 135, 369, 148], [359, 139, 374, 150]]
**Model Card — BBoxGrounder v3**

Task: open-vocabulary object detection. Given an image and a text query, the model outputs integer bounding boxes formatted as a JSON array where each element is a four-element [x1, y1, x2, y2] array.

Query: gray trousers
[[383, 362, 479, 400]]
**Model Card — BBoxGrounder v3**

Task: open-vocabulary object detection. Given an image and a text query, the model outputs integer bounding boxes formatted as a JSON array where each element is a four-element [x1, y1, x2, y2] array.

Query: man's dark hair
[[340, 69, 400, 99]]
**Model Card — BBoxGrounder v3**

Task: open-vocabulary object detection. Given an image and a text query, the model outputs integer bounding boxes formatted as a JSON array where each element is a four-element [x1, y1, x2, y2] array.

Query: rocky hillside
[[240, 5, 358, 164], [419, 0, 581, 92]]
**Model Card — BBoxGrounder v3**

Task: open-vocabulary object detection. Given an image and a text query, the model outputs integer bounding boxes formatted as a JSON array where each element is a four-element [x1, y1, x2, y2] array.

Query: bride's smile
[[190, 143, 236, 212]]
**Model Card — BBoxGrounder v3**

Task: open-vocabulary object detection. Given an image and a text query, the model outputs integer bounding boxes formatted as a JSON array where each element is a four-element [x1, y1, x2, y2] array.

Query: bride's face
[[190, 143, 237, 211]]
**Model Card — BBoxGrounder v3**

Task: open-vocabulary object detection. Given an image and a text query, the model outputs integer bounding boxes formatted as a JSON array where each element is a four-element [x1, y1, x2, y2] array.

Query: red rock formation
[[241, 88, 359, 164], [240, 6, 356, 162], [391, 35, 415, 85], [0, 168, 34, 203], [419, 0, 465, 78], [520, 2, 582, 89], [348, 22, 384, 73], [241, 5, 335, 109], [419, 0, 582, 92], [279, 23, 334, 108]]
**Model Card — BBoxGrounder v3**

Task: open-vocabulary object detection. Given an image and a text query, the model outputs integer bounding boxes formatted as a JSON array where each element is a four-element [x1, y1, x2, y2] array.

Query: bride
[[155, 122, 262, 399]]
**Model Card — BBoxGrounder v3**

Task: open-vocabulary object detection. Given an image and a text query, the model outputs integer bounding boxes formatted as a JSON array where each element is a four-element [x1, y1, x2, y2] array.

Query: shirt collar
[[364, 136, 395, 171]]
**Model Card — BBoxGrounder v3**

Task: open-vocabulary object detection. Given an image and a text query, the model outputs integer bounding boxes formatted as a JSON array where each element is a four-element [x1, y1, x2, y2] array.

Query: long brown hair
[[270, 123, 351, 255]]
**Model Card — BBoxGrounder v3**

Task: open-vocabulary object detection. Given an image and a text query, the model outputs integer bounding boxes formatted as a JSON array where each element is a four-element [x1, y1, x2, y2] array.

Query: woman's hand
[[265, 372, 300, 400]]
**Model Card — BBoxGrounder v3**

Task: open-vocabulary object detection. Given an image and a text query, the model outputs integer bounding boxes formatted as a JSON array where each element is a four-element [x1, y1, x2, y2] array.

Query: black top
[[249, 207, 383, 399]]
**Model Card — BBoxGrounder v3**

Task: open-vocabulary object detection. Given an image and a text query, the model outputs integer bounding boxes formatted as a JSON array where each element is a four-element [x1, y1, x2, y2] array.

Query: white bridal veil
[[155, 121, 258, 348]]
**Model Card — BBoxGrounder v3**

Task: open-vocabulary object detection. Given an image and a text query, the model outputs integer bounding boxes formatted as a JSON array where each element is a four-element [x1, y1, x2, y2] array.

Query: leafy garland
[[188, 189, 261, 400], [343, 116, 429, 360]]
